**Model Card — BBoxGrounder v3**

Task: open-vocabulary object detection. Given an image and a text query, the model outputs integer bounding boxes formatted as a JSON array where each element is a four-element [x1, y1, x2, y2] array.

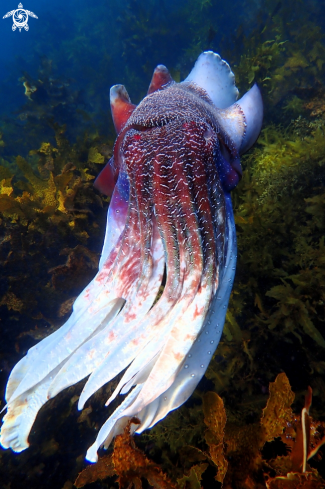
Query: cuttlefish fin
[[93, 157, 116, 197], [98, 178, 129, 269], [95, 84, 136, 196], [236, 83, 263, 153], [147, 65, 174, 94], [184, 50, 239, 109], [217, 83, 263, 154], [110, 84, 136, 134]]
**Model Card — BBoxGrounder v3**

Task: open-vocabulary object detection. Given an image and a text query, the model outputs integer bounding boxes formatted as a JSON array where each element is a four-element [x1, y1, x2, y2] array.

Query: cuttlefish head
[[95, 51, 263, 197]]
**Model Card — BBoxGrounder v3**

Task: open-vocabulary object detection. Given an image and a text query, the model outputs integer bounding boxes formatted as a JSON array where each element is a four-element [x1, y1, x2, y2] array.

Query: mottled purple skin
[[110, 81, 240, 305]]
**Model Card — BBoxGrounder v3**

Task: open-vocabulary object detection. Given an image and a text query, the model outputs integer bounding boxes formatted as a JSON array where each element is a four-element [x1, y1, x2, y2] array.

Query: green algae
[[0, 123, 108, 328]]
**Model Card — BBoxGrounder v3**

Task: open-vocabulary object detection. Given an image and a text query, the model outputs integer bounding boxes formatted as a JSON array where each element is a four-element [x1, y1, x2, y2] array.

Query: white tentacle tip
[[0, 429, 29, 452], [86, 444, 99, 463]]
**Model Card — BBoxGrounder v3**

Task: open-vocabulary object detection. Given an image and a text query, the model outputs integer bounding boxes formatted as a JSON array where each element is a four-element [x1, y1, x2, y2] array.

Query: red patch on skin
[[95, 271, 106, 285], [184, 333, 196, 341], [174, 351, 183, 362], [193, 304, 204, 320], [108, 330, 116, 342], [93, 159, 117, 197], [118, 260, 141, 296], [183, 122, 190, 130], [125, 312, 137, 322]]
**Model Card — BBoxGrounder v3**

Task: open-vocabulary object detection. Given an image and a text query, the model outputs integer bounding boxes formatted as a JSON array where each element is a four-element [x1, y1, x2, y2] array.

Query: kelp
[[233, 36, 287, 93], [75, 418, 177, 489], [202, 374, 325, 488], [214, 0, 325, 132], [202, 373, 325, 488], [236, 125, 325, 344], [0, 123, 108, 331], [203, 392, 228, 484], [177, 464, 209, 489], [73, 374, 325, 489]]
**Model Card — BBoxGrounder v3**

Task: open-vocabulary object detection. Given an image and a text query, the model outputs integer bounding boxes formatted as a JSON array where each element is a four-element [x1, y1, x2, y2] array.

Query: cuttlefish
[[0, 51, 263, 462]]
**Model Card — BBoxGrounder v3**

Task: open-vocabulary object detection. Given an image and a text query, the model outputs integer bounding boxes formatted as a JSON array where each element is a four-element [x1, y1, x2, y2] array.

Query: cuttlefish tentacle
[[135, 195, 236, 426], [123, 122, 220, 410], [86, 193, 237, 462], [49, 161, 165, 400]]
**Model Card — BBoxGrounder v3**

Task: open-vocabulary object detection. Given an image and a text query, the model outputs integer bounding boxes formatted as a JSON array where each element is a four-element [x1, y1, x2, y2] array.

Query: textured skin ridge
[[128, 83, 217, 128]]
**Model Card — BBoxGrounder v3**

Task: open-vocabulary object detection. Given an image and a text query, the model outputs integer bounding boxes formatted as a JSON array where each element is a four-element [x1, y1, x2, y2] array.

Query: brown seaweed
[[75, 418, 177, 489]]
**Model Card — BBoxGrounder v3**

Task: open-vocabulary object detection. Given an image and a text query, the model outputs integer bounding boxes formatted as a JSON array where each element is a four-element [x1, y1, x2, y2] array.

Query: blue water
[[1, 0, 324, 153], [0, 0, 261, 143]]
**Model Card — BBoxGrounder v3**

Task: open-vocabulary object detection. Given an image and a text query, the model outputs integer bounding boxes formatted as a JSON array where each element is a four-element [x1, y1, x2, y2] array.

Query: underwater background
[[1, 0, 325, 487]]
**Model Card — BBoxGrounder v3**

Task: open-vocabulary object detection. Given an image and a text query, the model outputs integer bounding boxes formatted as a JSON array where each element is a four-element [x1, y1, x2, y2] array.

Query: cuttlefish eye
[[204, 127, 214, 140]]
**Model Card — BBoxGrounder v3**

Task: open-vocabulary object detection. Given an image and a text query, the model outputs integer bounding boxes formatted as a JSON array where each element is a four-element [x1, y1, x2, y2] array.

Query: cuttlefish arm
[[86, 193, 237, 461]]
